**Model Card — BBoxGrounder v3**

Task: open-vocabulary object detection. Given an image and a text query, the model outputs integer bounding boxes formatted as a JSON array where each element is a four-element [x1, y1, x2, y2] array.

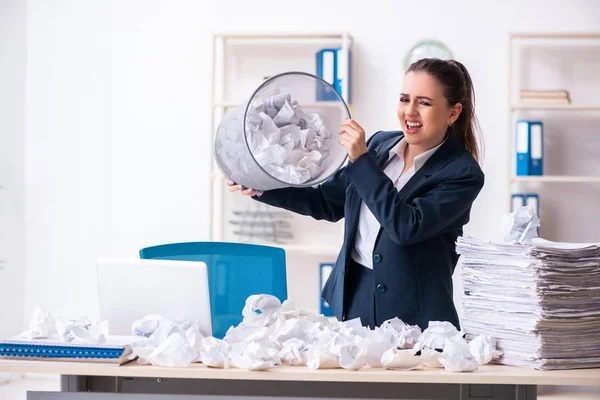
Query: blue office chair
[[139, 242, 287, 339]]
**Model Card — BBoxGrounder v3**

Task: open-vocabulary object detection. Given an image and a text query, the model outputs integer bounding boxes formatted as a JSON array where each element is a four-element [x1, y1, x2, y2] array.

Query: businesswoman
[[227, 58, 485, 330]]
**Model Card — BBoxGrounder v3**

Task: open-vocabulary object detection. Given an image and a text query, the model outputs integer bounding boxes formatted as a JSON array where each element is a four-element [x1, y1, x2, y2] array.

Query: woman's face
[[397, 71, 461, 149]]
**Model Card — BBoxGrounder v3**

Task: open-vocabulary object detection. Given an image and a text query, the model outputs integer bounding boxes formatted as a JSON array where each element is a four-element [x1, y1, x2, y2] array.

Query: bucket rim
[[242, 71, 351, 188]]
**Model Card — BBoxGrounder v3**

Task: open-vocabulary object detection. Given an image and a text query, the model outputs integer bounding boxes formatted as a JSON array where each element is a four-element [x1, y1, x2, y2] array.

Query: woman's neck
[[404, 135, 445, 163]]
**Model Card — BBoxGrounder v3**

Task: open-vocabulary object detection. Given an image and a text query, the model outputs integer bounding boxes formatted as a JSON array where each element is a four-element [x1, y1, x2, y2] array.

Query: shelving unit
[[208, 32, 353, 310], [511, 105, 600, 111], [508, 32, 600, 242], [209, 32, 352, 253], [0, 185, 5, 272], [511, 176, 600, 184]]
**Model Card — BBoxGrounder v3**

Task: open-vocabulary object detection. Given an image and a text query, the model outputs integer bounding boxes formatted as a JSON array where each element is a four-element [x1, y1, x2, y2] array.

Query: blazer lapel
[[344, 135, 402, 255], [371, 136, 403, 168]]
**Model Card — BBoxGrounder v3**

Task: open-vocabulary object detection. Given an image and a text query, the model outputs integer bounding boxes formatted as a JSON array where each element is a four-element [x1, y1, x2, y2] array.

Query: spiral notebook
[[0, 336, 135, 365]]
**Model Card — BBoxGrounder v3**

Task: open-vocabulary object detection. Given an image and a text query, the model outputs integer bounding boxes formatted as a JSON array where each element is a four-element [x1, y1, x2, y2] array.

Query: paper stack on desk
[[457, 235, 600, 370]]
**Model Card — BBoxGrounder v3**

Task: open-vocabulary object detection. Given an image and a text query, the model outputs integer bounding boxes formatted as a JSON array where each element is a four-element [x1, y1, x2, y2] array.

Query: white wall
[[7, 0, 600, 334], [0, 0, 26, 338]]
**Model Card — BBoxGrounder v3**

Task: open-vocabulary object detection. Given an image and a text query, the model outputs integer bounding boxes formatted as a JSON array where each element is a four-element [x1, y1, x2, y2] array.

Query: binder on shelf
[[515, 120, 531, 176], [335, 48, 352, 103], [319, 263, 334, 317], [316, 49, 337, 101], [316, 48, 352, 102], [511, 193, 525, 212], [525, 193, 540, 216], [529, 121, 544, 176]]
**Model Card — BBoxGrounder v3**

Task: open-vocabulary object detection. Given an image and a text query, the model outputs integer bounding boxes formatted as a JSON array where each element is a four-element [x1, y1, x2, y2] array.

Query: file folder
[[529, 122, 544, 175], [0, 339, 133, 364], [526, 194, 540, 216], [515, 120, 531, 176], [316, 49, 338, 101], [319, 263, 334, 317], [511, 194, 525, 212], [335, 48, 352, 103]]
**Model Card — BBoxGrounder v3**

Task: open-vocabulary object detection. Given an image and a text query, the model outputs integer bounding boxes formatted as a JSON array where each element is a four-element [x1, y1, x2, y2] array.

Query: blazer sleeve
[[254, 165, 348, 222], [253, 131, 385, 222], [344, 153, 484, 245]]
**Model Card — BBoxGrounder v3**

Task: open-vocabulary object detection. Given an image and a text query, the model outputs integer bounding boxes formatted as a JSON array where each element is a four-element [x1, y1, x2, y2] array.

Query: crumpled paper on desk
[[415, 321, 483, 372], [217, 93, 333, 186], [131, 314, 215, 368], [381, 346, 424, 370], [220, 295, 425, 371], [502, 205, 540, 244], [125, 294, 501, 372], [17, 306, 108, 344], [468, 334, 503, 365]]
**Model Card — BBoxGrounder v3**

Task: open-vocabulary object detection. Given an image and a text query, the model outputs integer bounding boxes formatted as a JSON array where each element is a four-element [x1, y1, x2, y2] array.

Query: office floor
[[0, 374, 60, 400], [1, 373, 599, 399]]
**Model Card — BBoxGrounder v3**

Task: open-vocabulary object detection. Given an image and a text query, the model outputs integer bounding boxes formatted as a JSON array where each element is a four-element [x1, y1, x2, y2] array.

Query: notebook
[[0, 336, 135, 364]]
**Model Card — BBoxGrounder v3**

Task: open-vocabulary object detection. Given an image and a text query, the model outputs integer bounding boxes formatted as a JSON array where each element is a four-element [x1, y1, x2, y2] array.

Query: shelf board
[[511, 104, 600, 111], [511, 176, 600, 183], [213, 102, 347, 110], [510, 32, 600, 40], [215, 32, 352, 42], [282, 244, 340, 257]]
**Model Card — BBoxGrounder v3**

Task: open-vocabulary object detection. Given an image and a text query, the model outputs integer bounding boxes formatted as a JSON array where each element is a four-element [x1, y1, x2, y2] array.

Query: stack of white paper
[[457, 234, 600, 370]]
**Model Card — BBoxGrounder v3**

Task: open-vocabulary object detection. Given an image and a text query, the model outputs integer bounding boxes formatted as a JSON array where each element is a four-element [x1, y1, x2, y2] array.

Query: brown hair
[[407, 58, 484, 163]]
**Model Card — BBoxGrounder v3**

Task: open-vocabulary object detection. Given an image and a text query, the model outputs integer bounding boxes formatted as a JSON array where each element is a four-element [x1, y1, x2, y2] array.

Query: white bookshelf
[[508, 32, 600, 241], [511, 105, 600, 111], [511, 176, 600, 184], [208, 32, 352, 265], [281, 244, 340, 257], [0, 185, 4, 271]]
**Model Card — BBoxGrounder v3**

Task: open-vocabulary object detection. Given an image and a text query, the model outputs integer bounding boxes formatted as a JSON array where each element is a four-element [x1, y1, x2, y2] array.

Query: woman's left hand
[[339, 119, 368, 162]]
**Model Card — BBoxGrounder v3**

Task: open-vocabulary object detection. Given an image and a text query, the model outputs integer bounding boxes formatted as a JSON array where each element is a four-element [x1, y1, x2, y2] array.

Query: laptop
[[96, 258, 212, 337]]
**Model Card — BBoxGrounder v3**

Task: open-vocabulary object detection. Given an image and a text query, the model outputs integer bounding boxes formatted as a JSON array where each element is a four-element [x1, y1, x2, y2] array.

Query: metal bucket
[[214, 71, 351, 191]]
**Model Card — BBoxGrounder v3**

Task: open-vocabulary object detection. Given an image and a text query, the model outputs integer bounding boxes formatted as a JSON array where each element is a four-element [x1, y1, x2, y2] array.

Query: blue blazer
[[257, 130, 485, 329]]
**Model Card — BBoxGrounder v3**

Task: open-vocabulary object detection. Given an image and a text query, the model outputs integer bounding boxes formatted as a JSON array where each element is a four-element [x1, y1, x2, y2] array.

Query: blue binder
[[525, 193, 540, 216], [511, 193, 525, 212], [0, 339, 132, 364], [319, 263, 334, 317], [316, 49, 338, 101], [515, 120, 531, 176], [529, 122, 544, 175], [335, 48, 352, 103]]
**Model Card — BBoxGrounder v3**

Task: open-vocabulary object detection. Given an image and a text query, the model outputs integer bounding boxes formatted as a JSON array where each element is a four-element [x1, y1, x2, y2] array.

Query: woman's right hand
[[225, 178, 261, 197]]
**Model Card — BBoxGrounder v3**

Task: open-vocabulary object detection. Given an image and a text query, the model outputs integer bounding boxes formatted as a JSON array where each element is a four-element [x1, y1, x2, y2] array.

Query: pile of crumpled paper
[[18, 307, 108, 345], [129, 294, 502, 372], [217, 93, 334, 186], [246, 94, 333, 185]]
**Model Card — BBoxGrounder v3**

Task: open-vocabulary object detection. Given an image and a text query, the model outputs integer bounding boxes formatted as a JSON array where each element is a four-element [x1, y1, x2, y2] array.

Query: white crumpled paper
[[416, 321, 480, 372], [246, 94, 332, 184], [437, 333, 479, 372], [82, 293, 502, 373], [502, 205, 540, 244], [217, 93, 334, 186], [468, 334, 503, 365], [381, 346, 424, 370], [18, 307, 108, 344], [131, 314, 212, 368], [220, 295, 428, 372], [17, 299, 503, 374]]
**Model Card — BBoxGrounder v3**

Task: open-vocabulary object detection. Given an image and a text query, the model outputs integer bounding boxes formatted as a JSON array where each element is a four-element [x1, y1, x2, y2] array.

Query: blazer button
[[373, 254, 382, 263], [376, 283, 387, 293]]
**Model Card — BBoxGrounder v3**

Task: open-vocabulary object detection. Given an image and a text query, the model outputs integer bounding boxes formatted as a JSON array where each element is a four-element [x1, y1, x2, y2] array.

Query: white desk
[[1, 360, 600, 399]]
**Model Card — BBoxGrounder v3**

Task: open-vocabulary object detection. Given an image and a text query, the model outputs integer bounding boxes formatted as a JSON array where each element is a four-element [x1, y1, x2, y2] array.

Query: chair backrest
[[139, 242, 287, 339]]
